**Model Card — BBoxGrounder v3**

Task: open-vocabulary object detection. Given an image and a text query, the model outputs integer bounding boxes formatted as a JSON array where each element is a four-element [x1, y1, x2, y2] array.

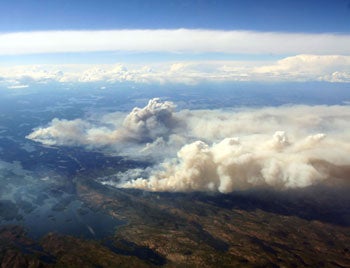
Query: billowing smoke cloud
[[27, 99, 350, 192], [121, 98, 178, 143], [27, 98, 179, 149], [122, 132, 340, 192]]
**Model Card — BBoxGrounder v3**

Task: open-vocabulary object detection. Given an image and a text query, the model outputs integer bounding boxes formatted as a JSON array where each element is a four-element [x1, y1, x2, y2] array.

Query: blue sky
[[0, 0, 350, 84], [1, 0, 350, 32]]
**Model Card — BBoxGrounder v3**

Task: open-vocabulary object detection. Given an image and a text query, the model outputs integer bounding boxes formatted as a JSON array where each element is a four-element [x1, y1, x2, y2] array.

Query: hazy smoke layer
[[27, 99, 350, 192]]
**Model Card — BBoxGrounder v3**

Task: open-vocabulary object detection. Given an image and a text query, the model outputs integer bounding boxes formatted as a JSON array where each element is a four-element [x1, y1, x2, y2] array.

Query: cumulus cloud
[[1, 55, 350, 85], [1, 29, 350, 55], [254, 54, 350, 82], [27, 98, 350, 192]]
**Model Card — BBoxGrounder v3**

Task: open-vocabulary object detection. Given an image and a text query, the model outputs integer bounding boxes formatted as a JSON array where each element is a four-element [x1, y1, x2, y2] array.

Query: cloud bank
[[27, 99, 350, 192], [1, 54, 350, 85], [1, 29, 350, 55]]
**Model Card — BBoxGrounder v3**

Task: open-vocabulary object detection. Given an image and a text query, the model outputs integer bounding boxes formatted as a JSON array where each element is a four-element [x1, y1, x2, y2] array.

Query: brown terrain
[[1, 176, 350, 268]]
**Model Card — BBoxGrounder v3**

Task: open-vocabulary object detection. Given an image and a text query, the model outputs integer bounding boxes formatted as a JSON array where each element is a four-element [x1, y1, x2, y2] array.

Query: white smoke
[[26, 98, 179, 149], [121, 98, 178, 143], [27, 99, 350, 192], [26, 118, 91, 146], [121, 131, 348, 192]]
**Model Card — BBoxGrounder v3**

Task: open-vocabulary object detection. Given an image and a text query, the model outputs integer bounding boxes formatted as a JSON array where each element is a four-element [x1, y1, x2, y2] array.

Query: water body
[[1, 193, 125, 240], [19, 199, 123, 240], [0, 163, 125, 240]]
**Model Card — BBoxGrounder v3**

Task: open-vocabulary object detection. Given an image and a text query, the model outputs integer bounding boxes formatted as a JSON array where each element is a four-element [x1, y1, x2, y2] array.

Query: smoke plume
[[27, 99, 350, 192], [121, 131, 350, 192], [27, 98, 179, 147]]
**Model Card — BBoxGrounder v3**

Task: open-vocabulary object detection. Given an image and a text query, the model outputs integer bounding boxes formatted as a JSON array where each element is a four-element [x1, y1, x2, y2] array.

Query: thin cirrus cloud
[[1, 29, 350, 55]]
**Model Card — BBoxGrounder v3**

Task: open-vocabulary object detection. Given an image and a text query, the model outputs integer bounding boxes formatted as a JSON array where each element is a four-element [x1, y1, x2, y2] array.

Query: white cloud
[[27, 99, 350, 192], [1, 29, 350, 55], [1, 54, 350, 85], [7, 84, 29, 89], [254, 54, 350, 82]]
